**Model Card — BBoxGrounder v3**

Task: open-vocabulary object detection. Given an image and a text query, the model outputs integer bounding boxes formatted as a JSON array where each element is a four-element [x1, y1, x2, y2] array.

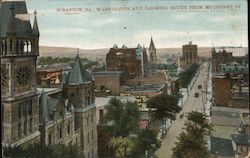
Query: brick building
[[211, 47, 233, 73], [93, 71, 128, 96], [106, 44, 148, 79], [1, 1, 41, 146], [37, 68, 63, 87], [213, 74, 232, 107], [181, 41, 198, 69]]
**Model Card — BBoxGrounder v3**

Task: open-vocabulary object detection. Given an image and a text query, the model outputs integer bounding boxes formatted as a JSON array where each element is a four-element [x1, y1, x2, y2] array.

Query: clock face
[[16, 67, 31, 86], [1, 68, 7, 87]]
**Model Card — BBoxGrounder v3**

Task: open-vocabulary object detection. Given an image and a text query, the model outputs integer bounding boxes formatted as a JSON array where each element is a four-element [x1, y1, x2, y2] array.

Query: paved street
[[156, 62, 209, 158]]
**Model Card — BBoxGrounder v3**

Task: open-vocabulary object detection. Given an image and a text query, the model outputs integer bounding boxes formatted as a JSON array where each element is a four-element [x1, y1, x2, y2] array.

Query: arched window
[[16, 40, 19, 54], [28, 41, 32, 52], [24, 41, 27, 53]]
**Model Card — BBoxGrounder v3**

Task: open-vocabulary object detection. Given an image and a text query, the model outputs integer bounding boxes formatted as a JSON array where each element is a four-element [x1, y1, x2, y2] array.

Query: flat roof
[[93, 71, 124, 76]]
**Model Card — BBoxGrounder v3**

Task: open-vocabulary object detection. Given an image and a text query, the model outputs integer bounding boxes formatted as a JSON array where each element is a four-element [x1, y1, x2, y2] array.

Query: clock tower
[[1, 1, 40, 146]]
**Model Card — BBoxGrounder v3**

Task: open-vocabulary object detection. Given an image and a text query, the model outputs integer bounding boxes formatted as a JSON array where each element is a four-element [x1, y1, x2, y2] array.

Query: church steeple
[[7, 4, 16, 35], [149, 37, 155, 50], [32, 10, 39, 36], [149, 37, 156, 62]]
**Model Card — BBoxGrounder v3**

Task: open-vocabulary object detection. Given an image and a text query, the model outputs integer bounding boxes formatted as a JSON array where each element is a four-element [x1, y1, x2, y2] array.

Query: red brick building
[[106, 44, 148, 79], [213, 75, 232, 107], [211, 48, 233, 73], [181, 41, 198, 69]]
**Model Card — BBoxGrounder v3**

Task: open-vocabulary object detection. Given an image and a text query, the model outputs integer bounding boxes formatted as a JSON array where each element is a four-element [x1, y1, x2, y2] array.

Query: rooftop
[[231, 133, 250, 146], [210, 136, 235, 157], [93, 71, 124, 76], [241, 112, 250, 124], [0, 1, 33, 38], [211, 108, 241, 127]]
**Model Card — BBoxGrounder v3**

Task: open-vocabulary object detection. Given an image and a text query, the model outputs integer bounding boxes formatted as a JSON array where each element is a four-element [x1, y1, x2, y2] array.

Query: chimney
[[189, 41, 192, 45]]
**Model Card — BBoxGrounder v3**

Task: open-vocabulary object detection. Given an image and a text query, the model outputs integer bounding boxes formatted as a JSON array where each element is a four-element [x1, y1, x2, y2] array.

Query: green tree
[[135, 128, 159, 158], [179, 64, 199, 88], [146, 93, 182, 134], [172, 111, 212, 158], [109, 136, 136, 158], [104, 98, 140, 137]]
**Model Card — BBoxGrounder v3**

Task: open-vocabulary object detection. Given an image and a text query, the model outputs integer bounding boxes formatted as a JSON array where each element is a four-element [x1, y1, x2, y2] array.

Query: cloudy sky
[[23, 0, 248, 49]]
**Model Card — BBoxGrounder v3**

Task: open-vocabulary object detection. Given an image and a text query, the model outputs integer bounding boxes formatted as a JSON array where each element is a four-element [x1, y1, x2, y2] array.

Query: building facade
[[211, 47, 233, 73], [1, 1, 40, 146], [106, 44, 148, 79], [63, 54, 98, 158], [1, 2, 98, 157], [181, 41, 198, 69]]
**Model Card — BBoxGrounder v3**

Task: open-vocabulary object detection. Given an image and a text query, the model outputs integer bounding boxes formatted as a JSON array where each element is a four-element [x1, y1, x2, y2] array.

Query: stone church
[[1, 1, 98, 157]]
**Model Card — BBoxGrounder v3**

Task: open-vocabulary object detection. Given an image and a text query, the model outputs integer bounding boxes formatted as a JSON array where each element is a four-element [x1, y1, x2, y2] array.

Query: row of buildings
[[0, 1, 177, 158], [210, 47, 249, 158]]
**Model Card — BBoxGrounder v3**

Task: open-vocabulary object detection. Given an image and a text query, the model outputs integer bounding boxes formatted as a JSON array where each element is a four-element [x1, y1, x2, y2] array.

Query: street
[[156, 62, 210, 158]]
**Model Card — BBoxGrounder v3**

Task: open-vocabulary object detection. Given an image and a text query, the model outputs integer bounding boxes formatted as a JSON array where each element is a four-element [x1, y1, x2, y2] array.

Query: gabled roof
[[0, 1, 33, 38], [66, 54, 93, 85]]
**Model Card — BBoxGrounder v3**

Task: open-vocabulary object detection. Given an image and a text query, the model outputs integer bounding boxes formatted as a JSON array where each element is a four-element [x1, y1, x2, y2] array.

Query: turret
[[32, 10, 39, 55]]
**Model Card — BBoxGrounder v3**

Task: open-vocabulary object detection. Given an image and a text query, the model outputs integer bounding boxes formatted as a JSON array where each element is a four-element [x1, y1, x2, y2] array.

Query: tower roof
[[66, 54, 93, 85], [32, 10, 39, 36], [0, 1, 33, 38], [149, 37, 155, 49]]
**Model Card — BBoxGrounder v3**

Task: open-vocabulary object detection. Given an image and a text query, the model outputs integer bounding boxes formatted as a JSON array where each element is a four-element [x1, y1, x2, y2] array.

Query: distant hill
[[39, 46, 213, 60]]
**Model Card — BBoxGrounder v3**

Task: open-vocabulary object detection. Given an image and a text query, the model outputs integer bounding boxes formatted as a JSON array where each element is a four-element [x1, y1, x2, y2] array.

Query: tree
[[179, 64, 199, 88], [109, 136, 136, 158], [135, 128, 159, 158], [172, 111, 212, 158], [146, 93, 182, 134], [104, 98, 140, 137]]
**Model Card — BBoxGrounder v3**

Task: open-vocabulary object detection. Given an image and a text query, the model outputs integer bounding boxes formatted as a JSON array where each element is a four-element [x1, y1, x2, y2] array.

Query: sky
[[19, 0, 249, 49]]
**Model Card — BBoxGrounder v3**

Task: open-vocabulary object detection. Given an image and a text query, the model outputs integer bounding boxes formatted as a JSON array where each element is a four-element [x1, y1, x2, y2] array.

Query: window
[[28, 100, 32, 116], [68, 124, 70, 134], [18, 105, 22, 119], [24, 120, 27, 135], [91, 113, 93, 123], [23, 104, 27, 117], [91, 149, 94, 158], [59, 125, 63, 139], [99, 110, 103, 121], [87, 133, 90, 143], [29, 118, 32, 133], [1, 105, 3, 140], [91, 130, 94, 140], [48, 134, 52, 145], [18, 123, 21, 138]]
